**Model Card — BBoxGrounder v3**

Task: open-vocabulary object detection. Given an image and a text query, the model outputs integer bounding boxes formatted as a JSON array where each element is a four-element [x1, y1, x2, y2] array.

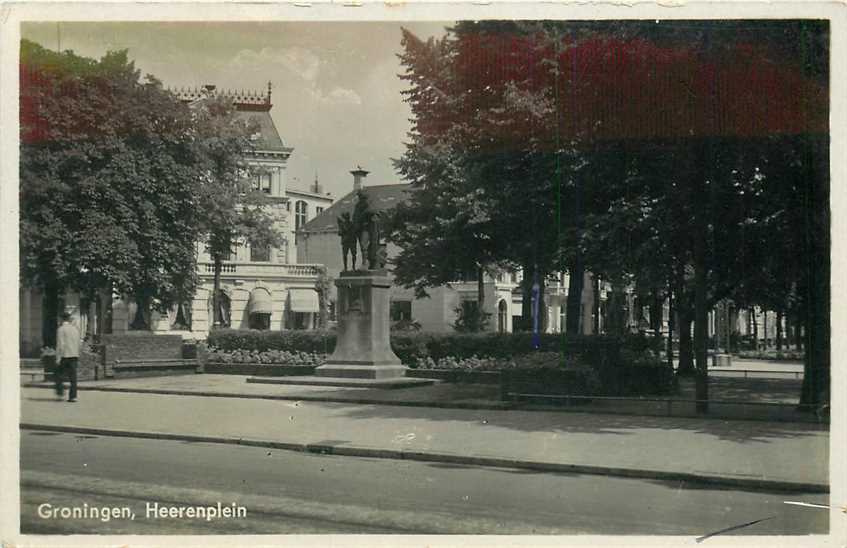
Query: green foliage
[[20, 39, 201, 311], [206, 329, 656, 372], [451, 302, 491, 333], [207, 329, 336, 354], [390, 318, 422, 332]]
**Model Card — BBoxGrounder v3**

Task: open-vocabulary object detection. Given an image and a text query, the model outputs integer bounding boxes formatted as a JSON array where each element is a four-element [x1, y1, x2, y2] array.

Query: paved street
[[21, 431, 829, 535]]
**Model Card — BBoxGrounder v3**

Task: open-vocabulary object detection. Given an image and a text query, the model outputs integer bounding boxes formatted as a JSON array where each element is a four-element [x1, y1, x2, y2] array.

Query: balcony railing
[[200, 262, 321, 278]]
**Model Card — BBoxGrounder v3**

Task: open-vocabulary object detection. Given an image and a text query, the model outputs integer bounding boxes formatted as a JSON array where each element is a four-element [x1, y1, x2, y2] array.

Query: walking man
[[54, 311, 80, 402]]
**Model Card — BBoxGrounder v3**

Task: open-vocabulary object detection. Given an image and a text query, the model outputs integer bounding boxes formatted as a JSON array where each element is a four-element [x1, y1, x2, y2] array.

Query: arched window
[[295, 201, 308, 230], [498, 300, 508, 333]]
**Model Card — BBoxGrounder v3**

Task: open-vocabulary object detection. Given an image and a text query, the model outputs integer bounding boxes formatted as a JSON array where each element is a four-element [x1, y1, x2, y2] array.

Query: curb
[[23, 382, 514, 411], [19, 422, 829, 494]]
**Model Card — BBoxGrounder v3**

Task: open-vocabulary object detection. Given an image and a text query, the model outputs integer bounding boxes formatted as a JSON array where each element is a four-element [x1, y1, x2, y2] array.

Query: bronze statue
[[348, 190, 385, 270], [337, 212, 358, 271]]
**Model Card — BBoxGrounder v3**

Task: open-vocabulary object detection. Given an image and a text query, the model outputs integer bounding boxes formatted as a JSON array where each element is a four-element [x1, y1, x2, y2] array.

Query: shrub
[[391, 319, 422, 332], [452, 303, 491, 333], [207, 329, 336, 354]]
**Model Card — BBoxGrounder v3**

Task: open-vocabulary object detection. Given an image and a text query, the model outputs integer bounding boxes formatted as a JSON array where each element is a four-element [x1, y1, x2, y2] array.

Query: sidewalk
[[20, 386, 829, 492], [25, 372, 820, 422]]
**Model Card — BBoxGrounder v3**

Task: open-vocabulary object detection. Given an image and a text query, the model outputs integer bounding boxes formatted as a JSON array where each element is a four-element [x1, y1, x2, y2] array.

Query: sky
[[21, 21, 451, 198]]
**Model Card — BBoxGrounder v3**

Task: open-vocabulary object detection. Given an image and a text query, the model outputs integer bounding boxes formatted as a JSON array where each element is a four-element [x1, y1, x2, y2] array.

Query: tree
[[393, 22, 829, 409], [190, 95, 285, 329], [387, 29, 501, 327], [314, 266, 332, 329], [20, 40, 203, 340]]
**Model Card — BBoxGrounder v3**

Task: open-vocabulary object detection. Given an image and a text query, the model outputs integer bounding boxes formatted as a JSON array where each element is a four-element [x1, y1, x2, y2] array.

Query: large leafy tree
[[392, 21, 828, 407], [20, 40, 202, 342], [387, 30, 502, 325]]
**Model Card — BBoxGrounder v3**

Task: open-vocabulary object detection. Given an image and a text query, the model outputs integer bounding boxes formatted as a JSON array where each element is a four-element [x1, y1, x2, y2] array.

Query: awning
[[288, 288, 319, 313], [248, 289, 274, 315]]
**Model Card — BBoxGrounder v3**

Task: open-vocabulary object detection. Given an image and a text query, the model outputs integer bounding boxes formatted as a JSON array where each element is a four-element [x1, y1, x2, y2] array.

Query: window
[[249, 313, 271, 330], [316, 206, 324, 216], [253, 173, 271, 193], [250, 245, 270, 262], [295, 201, 308, 230], [390, 300, 412, 322]]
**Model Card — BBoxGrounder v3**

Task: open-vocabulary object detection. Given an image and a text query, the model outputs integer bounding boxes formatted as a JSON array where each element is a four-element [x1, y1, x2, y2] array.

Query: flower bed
[[737, 350, 804, 361], [410, 351, 574, 371], [206, 329, 660, 369], [206, 348, 326, 366]]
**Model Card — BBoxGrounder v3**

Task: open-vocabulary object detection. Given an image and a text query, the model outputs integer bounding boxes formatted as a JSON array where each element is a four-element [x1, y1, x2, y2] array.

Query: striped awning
[[288, 288, 319, 313], [248, 289, 273, 315]]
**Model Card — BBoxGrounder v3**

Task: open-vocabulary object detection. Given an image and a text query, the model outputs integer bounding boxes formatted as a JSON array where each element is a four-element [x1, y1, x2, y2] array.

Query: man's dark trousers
[[54, 357, 78, 401]]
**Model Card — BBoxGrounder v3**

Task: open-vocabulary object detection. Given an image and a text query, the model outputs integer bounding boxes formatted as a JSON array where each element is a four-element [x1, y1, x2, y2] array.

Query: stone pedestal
[[248, 270, 434, 389], [315, 271, 406, 380]]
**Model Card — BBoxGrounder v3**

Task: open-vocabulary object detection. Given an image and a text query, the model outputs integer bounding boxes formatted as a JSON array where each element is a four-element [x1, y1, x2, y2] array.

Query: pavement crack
[[695, 515, 775, 542]]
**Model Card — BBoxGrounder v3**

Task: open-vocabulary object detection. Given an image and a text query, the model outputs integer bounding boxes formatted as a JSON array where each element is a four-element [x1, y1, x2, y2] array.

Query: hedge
[[206, 329, 658, 368]]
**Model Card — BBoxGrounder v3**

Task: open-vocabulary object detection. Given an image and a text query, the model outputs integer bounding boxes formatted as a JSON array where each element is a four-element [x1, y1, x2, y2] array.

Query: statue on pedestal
[[338, 190, 385, 271], [337, 212, 358, 271]]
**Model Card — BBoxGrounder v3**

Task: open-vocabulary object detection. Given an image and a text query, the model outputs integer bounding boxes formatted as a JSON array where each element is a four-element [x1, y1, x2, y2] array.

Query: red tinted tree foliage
[[418, 25, 827, 152]]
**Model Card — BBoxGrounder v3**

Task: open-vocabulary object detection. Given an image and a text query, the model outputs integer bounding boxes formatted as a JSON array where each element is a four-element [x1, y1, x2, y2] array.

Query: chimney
[[350, 166, 369, 192]]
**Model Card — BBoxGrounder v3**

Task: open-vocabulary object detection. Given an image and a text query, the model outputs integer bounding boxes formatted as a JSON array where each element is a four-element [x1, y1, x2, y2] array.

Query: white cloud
[[315, 87, 362, 106], [228, 46, 320, 83]]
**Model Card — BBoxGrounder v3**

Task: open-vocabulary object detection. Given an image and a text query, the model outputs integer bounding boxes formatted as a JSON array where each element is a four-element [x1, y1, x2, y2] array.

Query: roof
[[236, 110, 289, 152], [299, 184, 413, 233], [172, 85, 291, 153]]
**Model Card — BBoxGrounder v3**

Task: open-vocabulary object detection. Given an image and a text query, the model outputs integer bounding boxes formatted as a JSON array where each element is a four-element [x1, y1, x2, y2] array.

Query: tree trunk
[[750, 307, 758, 351], [666, 288, 675, 369], [477, 265, 485, 316], [212, 253, 223, 329], [650, 289, 662, 339], [776, 309, 783, 351], [763, 310, 769, 349], [693, 244, 709, 412], [692, 141, 709, 413], [799, 135, 830, 409], [566, 259, 584, 335], [42, 282, 61, 349], [794, 310, 803, 351], [592, 275, 601, 335], [129, 293, 150, 330], [677, 311, 694, 375]]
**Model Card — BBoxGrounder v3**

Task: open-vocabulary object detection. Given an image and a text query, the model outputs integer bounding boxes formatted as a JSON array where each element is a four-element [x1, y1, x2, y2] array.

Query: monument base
[[246, 375, 436, 389], [315, 362, 407, 380]]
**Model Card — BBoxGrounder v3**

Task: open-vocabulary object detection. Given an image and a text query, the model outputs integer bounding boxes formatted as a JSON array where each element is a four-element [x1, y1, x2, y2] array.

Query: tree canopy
[[20, 39, 203, 338], [390, 21, 829, 405]]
